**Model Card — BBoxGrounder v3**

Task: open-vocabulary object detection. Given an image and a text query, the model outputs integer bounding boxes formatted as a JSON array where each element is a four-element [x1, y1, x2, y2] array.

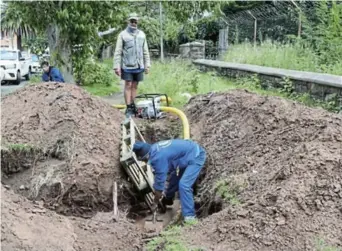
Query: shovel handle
[[152, 211, 157, 224]]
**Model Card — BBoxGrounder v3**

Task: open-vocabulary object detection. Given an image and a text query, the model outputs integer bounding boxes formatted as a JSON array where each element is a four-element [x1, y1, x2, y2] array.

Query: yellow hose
[[160, 96, 172, 103], [112, 105, 190, 139], [160, 106, 190, 139], [113, 104, 126, 109]]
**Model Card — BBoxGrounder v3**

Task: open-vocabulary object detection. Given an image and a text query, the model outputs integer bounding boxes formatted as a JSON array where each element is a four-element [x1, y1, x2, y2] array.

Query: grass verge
[[139, 59, 340, 112], [81, 59, 121, 96], [223, 40, 342, 75], [83, 83, 120, 96], [140, 59, 236, 107], [29, 74, 42, 84]]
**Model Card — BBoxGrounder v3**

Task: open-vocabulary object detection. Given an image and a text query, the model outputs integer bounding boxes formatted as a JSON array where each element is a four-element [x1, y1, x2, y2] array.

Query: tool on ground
[[151, 210, 163, 224], [148, 194, 165, 225]]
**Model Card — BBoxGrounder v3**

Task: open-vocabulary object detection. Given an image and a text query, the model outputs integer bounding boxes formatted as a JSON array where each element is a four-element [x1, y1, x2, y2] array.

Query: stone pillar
[[179, 42, 205, 60], [218, 27, 229, 59]]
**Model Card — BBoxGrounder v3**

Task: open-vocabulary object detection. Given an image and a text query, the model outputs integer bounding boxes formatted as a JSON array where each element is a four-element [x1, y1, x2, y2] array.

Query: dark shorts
[[121, 71, 144, 82]]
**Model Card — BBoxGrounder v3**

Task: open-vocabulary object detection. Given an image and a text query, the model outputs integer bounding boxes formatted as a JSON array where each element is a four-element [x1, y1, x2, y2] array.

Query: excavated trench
[[0, 114, 209, 232], [0, 84, 219, 230], [3, 84, 341, 250]]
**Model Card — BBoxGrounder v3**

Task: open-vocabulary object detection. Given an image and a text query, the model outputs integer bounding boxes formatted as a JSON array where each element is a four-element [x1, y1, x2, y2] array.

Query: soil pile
[[1, 184, 143, 251], [183, 90, 342, 250], [1, 83, 126, 217]]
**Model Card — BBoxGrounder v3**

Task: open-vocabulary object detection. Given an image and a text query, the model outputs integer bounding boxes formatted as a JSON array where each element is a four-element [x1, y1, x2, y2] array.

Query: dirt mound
[[182, 90, 342, 250], [1, 185, 143, 251], [1, 83, 126, 217]]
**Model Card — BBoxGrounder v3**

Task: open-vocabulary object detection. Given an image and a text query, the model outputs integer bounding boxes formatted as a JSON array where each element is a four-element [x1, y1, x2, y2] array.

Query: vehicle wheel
[[14, 71, 21, 85], [25, 68, 31, 80]]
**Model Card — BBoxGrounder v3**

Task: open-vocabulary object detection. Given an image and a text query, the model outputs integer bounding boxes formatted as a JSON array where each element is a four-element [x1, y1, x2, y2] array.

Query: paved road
[[1, 80, 29, 98]]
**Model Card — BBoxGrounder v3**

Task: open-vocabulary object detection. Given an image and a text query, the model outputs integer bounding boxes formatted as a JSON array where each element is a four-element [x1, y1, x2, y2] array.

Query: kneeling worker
[[41, 61, 65, 83], [133, 139, 206, 223]]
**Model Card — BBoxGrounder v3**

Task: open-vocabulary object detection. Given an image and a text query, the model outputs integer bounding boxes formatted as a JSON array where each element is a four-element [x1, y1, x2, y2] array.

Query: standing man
[[133, 139, 206, 223], [113, 13, 151, 118]]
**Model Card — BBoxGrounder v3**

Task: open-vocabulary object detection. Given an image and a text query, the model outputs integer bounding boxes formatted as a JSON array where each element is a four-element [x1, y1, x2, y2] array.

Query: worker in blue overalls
[[133, 139, 206, 222]]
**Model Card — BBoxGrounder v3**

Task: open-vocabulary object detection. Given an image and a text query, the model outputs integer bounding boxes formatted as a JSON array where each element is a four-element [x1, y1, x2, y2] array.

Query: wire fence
[[213, 1, 340, 59]]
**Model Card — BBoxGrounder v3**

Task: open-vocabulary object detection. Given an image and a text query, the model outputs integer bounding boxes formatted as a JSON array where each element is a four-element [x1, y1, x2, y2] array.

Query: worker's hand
[[114, 68, 121, 77], [154, 190, 163, 204], [145, 67, 150, 74]]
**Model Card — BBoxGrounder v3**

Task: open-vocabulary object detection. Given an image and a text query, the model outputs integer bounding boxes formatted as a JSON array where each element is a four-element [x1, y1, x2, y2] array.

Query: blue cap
[[133, 141, 151, 160]]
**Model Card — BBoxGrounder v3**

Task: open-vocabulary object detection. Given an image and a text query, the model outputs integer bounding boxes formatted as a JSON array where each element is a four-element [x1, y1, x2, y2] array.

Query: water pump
[[135, 94, 170, 119]]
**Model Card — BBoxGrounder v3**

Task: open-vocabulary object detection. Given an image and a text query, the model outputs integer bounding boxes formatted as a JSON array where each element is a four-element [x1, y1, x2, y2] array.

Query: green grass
[[6, 143, 36, 152], [81, 58, 121, 96], [235, 75, 341, 112], [147, 225, 187, 251], [102, 58, 114, 69], [83, 83, 120, 96], [140, 59, 236, 107], [29, 74, 42, 84], [224, 40, 342, 75], [214, 178, 248, 205], [138, 59, 340, 112], [146, 224, 205, 251], [316, 239, 341, 251]]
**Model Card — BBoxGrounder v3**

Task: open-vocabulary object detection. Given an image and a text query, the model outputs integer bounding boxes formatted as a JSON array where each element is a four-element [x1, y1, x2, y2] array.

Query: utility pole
[[248, 11, 257, 47], [159, 1, 164, 61], [291, 0, 301, 38]]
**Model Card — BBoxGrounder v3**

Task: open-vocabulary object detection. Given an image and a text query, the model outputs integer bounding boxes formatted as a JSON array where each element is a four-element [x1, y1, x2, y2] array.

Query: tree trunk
[[46, 24, 74, 83], [17, 33, 22, 51]]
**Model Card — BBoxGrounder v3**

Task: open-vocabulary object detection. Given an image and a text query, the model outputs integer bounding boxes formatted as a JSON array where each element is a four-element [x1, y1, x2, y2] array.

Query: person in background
[[113, 12, 151, 118], [41, 61, 65, 83], [133, 139, 206, 223]]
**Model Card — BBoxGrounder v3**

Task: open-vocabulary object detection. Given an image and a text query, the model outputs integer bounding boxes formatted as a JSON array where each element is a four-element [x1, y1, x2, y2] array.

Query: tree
[[22, 34, 48, 56], [302, 0, 342, 64], [3, 1, 129, 82], [1, 2, 36, 50]]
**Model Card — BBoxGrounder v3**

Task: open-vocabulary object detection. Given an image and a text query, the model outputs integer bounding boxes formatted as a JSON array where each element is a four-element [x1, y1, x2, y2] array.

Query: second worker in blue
[[133, 139, 206, 223]]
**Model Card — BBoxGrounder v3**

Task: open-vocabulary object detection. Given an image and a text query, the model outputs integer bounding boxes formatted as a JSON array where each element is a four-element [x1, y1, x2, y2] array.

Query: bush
[[79, 60, 116, 87]]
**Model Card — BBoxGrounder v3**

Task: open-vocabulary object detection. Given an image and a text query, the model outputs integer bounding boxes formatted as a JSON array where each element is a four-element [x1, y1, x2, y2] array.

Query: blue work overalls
[[148, 139, 206, 217]]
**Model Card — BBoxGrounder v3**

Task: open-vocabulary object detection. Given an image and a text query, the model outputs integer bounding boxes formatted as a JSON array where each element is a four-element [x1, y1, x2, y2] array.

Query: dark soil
[[1, 83, 128, 218], [2, 84, 342, 251], [136, 115, 182, 144], [181, 89, 342, 250], [1, 184, 143, 251]]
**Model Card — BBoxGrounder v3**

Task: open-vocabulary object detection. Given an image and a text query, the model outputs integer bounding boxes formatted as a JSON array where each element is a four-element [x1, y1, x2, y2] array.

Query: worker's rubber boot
[[131, 102, 138, 116], [125, 104, 134, 118], [184, 216, 198, 225], [162, 197, 174, 206]]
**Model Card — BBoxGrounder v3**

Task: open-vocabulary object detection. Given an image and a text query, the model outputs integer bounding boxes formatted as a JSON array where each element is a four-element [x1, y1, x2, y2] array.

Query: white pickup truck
[[0, 48, 31, 85]]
